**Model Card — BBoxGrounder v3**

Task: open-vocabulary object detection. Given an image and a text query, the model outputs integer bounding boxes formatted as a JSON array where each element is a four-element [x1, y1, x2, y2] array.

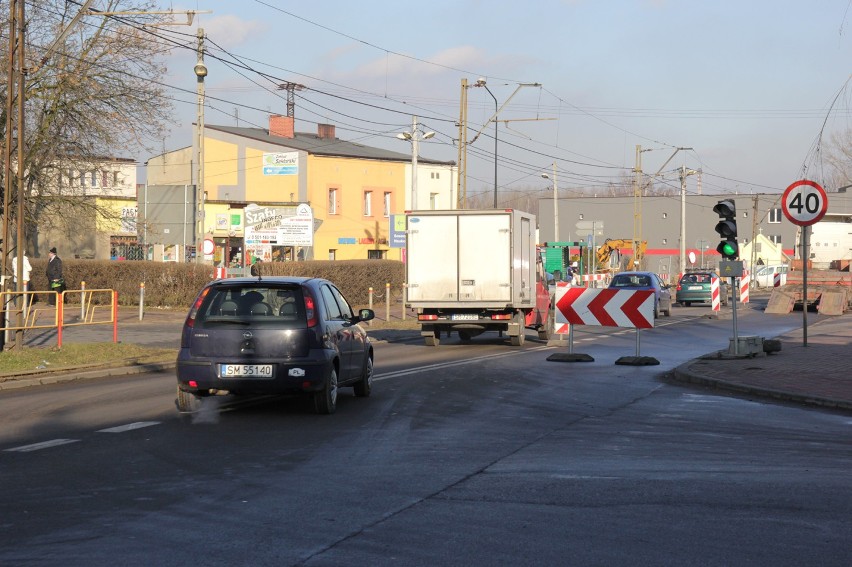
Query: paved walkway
[[2, 306, 851, 414], [670, 313, 852, 412]]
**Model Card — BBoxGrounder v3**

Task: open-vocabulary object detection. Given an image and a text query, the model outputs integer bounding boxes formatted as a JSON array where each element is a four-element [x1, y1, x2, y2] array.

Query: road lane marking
[[374, 345, 554, 381], [97, 421, 160, 433], [4, 439, 80, 452]]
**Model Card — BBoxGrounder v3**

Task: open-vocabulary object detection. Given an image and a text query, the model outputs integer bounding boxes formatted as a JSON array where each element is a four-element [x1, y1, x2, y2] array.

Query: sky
[[148, 0, 852, 203]]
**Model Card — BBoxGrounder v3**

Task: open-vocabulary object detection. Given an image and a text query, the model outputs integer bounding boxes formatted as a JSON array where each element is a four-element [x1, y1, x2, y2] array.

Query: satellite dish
[[688, 251, 697, 264]]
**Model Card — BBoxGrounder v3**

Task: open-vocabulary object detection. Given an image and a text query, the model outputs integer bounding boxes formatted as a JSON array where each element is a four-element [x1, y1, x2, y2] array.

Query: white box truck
[[405, 209, 552, 346]]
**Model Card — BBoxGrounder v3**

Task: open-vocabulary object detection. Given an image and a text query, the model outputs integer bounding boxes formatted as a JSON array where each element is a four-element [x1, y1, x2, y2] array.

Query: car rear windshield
[[194, 284, 306, 326], [611, 274, 652, 287], [680, 274, 712, 284]]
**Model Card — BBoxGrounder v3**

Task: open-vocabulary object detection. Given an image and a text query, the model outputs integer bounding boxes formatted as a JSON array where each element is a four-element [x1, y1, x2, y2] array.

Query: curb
[[668, 362, 852, 413], [0, 359, 177, 391]]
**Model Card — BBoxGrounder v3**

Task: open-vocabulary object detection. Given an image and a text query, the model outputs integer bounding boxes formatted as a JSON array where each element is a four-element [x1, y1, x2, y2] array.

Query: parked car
[[753, 264, 788, 288], [676, 271, 729, 307], [608, 271, 672, 318], [176, 277, 375, 415]]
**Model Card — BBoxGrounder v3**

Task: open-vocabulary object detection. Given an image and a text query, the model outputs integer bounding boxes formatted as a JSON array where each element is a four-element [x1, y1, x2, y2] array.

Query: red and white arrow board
[[554, 287, 655, 329]]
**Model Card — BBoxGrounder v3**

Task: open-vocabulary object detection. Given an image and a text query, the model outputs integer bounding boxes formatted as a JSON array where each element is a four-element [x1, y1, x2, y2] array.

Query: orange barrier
[[1, 288, 118, 348]]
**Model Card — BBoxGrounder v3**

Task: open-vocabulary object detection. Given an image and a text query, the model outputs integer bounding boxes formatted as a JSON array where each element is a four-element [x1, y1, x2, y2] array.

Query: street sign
[[782, 180, 828, 227]]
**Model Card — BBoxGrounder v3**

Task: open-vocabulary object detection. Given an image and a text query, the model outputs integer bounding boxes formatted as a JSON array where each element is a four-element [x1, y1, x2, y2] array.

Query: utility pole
[[633, 145, 643, 266], [679, 165, 698, 275], [456, 79, 469, 209], [750, 194, 759, 277]]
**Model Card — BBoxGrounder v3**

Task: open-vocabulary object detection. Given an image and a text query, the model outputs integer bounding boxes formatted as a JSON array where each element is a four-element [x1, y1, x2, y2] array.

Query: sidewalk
[[670, 313, 852, 412], [3, 306, 851, 414]]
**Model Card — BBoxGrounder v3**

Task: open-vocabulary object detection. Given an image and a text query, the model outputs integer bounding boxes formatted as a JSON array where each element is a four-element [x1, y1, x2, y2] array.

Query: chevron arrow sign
[[554, 287, 655, 329]]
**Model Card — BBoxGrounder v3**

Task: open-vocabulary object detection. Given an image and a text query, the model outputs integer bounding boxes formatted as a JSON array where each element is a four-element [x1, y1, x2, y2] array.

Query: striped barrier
[[774, 272, 782, 287], [711, 276, 721, 311], [740, 271, 750, 304]]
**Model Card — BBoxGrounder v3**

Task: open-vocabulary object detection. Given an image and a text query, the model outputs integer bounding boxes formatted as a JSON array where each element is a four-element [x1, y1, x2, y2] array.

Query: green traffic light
[[720, 242, 736, 256]]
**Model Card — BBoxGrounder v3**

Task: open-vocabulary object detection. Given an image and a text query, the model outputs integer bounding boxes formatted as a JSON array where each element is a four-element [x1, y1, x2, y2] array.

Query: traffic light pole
[[731, 276, 738, 355]]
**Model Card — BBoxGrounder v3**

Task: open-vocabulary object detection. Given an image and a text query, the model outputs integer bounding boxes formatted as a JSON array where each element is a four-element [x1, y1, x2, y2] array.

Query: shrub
[[27, 259, 405, 308]]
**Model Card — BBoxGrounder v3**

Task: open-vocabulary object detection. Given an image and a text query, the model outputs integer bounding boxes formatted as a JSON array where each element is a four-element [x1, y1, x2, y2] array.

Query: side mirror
[[357, 308, 375, 322]]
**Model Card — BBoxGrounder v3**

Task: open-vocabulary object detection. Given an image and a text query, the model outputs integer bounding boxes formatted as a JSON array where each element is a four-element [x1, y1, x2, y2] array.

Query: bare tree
[[824, 128, 852, 191], [0, 0, 176, 254]]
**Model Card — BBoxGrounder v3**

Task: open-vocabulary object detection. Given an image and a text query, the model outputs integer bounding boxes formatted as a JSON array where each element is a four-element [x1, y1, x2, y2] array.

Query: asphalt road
[[1, 305, 850, 566]]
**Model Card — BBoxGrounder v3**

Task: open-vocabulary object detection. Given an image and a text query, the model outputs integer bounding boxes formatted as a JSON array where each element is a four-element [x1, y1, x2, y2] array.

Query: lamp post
[[397, 116, 434, 210], [194, 27, 207, 264], [475, 78, 498, 208], [541, 163, 558, 242]]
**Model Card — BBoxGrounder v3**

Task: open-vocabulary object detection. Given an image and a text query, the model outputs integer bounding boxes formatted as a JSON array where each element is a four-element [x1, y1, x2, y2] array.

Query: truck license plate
[[451, 314, 478, 320], [220, 364, 273, 378], [688, 285, 703, 290]]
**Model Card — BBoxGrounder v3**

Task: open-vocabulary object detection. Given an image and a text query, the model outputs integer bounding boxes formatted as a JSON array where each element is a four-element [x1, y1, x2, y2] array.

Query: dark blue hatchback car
[[176, 276, 375, 415]]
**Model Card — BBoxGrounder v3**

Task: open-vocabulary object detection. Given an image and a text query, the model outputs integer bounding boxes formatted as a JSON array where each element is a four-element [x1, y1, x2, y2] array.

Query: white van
[[753, 265, 788, 288]]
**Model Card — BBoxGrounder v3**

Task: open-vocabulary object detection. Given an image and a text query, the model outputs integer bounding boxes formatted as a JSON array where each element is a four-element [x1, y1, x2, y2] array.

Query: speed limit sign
[[782, 180, 828, 226]]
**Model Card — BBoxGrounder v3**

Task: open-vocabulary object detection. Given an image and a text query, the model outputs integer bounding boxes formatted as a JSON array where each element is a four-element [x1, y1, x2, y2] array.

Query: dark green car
[[675, 271, 728, 307]]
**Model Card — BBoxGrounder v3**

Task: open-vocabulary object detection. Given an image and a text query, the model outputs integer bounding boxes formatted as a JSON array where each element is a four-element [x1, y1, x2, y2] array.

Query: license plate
[[688, 285, 703, 290], [220, 364, 273, 378], [451, 313, 478, 321]]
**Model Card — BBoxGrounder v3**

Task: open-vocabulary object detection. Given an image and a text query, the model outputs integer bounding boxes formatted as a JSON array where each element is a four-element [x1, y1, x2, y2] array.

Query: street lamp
[[397, 115, 434, 210], [194, 27, 207, 264], [542, 164, 558, 242], [475, 78, 498, 208]]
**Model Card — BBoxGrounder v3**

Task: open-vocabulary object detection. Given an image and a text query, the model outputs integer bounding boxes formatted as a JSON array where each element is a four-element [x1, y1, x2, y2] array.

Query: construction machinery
[[596, 239, 647, 272]]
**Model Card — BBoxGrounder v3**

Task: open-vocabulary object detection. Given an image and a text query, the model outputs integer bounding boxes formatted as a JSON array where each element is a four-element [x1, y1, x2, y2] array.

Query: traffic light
[[713, 199, 738, 260]]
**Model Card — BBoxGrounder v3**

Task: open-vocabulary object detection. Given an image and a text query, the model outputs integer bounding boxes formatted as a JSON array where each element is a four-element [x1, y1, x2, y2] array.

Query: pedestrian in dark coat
[[46, 247, 65, 305]]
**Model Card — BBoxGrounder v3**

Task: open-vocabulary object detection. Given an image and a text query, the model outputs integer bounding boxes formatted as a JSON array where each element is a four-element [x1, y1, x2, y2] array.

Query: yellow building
[[146, 116, 457, 263]]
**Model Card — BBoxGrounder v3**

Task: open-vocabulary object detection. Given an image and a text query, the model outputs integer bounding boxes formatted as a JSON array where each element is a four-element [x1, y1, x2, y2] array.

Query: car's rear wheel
[[353, 356, 372, 398], [682, 301, 691, 307], [176, 387, 202, 413], [313, 366, 338, 415]]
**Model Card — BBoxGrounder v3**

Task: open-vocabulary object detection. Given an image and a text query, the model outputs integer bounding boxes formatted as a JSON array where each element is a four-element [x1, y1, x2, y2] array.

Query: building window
[[328, 188, 338, 215], [768, 208, 782, 223], [383, 192, 391, 217], [363, 191, 372, 216], [367, 250, 386, 260], [431, 172, 440, 179], [328, 249, 337, 260], [770, 235, 782, 245], [429, 192, 439, 209], [90, 171, 98, 187], [662, 212, 668, 219]]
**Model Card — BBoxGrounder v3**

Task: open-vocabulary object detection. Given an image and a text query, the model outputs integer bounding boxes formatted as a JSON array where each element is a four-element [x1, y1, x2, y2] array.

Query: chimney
[[317, 123, 336, 139], [269, 114, 294, 139]]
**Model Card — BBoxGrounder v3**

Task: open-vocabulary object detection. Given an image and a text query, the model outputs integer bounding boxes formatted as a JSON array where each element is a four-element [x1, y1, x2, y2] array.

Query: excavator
[[595, 239, 646, 271]]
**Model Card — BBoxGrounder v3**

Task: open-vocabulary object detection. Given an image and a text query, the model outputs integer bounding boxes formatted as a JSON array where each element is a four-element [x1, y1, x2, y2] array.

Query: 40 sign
[[782, 180, 828, 227]]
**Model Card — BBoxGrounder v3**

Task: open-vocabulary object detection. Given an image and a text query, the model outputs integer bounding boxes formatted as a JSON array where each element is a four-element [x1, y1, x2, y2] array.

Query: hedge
[[26, 259, 406, 308]]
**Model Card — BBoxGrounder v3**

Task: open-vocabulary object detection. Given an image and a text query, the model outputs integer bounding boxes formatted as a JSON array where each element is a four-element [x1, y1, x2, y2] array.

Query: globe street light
[[397, 115, 434, 210], [475, 78, 498, 208]]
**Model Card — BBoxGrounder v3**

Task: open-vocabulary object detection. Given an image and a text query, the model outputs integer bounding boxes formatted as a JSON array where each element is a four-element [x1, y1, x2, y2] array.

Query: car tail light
[[418, 314, 438, 321], [491, 313, 512, 320], [676, 283, 682, 291], [303, 289, 318, 328], [185, 287, 211, 328]]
